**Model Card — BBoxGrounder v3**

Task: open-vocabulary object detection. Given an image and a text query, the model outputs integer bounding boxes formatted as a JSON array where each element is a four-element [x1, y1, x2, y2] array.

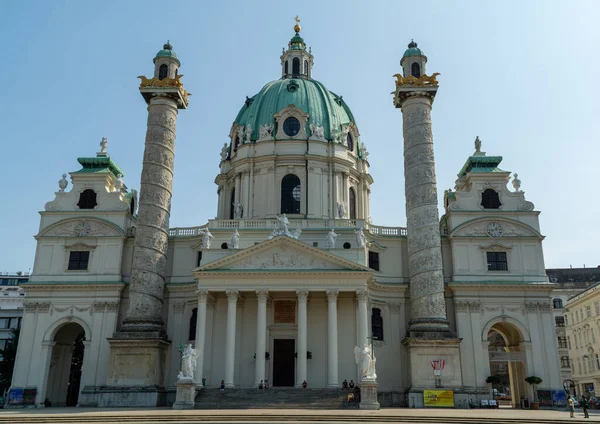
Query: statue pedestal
[[172, 377, 196, 410], [359, 379, 380, 410]]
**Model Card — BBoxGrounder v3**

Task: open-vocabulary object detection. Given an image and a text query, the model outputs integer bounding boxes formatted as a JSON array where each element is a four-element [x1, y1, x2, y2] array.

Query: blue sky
[[1, 0, 598, 272]]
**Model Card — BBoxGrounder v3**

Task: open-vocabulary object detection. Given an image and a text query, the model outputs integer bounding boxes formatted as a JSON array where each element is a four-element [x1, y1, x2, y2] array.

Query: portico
[[192, 236, 373, 389]]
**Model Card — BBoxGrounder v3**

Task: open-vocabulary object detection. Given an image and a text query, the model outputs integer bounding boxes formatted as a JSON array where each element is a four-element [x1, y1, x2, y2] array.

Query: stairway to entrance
[[194, 387, 352, 409]]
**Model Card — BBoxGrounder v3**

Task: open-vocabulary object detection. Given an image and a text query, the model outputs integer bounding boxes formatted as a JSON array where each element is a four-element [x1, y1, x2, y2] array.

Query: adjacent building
[[561, 268, 600, 397]]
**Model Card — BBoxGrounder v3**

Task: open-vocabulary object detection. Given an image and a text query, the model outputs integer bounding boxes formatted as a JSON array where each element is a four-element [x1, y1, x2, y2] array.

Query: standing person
[[582, 395, 590, 418], [568, 395, 575, 418]]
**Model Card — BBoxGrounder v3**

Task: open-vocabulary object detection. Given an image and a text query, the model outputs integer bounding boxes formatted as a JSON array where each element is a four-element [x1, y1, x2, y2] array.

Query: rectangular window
[[368, 251, 380, 271], [68, 251, 90, 270], [196, 251, 202, 267], [555, 316, 565, 327], [596, 302, 600, 316], [558, 337, 568, 348], [0, 319, 8, 329], [486, 252, 508, 271], [587, 306, 592, 318]]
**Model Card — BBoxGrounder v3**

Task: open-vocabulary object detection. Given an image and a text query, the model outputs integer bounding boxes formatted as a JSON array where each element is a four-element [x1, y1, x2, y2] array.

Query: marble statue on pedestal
[[354, 344, 377, 381], [178, 343, 198, 381], [327, 229, 338, 248], [100, 137, 108, 153], [230, 229, 240, 249], [355, 228, 366, 248], [233, 202, 243, 219], [200, 229, 214, 249]]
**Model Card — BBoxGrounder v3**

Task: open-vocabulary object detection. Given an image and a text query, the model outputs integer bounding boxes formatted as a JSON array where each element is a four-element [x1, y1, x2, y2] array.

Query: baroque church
[[12, 22, 561, 408]]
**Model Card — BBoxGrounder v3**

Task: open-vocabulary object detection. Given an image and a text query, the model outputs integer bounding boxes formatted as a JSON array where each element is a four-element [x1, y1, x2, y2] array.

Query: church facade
[[12, 24, 561, 408]]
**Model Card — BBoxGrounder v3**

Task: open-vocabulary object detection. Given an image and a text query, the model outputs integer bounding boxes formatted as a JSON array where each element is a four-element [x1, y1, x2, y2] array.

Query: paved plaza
[[0, 407, 597, 424]]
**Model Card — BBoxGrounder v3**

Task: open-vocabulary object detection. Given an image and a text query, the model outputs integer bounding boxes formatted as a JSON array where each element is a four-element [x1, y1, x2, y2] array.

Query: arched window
[[158, 64, 169, 80], [229, 189, 235, 219], [284, 60, 289, 76], [561, 356, 570, 368], [553, 298, 563, 309], [189, 308, 197, 340], [411, 62, 421, 78], [304, 60, 308, 75], [372, 308, 384, 341], [481, 189, 501, 209], [349, 187, 356, 219], [77, 189, 97, 209], [234, 135, 240, 151], [281, 174, 301, 214], [129, 197, 135, 215], [292, 58, 300, 76], [346, 132, 354, 151]]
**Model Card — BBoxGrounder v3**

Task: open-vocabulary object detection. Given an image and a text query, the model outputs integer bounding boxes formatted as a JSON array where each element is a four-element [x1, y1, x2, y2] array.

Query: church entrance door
[[273, 339, 295, 386]]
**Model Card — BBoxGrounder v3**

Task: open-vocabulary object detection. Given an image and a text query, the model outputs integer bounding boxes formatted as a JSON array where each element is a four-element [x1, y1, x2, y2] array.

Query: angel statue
[[178, 343, 198, 380], [230, 228, 240, 249], [200, 228, 214, 249], [354, 344, 377, 381], [327, 229, 339, 248], [354, 227, 366, 248]]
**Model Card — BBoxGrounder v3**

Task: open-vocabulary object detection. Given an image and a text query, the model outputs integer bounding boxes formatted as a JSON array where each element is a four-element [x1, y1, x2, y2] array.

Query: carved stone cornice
[[455, 301, 482, 313], [24, 301, 51, 313], [525, 302, 552, 312]]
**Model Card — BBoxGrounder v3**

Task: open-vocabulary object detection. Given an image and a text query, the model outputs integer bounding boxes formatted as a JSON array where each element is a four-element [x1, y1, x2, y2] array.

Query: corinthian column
[[394, 82, 451, 337], [225, 290, 239, 388], [326, 290, 339, 387], [195, 291, 209, 386], [254, 290, 268, 387], [296, 290, 308, 387]]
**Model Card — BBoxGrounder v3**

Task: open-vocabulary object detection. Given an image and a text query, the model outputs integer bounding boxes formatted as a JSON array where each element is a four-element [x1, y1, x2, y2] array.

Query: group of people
[[257, 380, 271, 390], [342, 379, 360, 404], [568, 395, 592, 419]]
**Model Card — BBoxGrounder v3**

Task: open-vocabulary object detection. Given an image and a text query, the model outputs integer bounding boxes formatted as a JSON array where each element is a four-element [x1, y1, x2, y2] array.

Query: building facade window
[[486, 252, 508, 271], [368, 251, 380, 271], [292, 57, 300, 76], [568, 336, 571, 349], [229, 189, 235, 219], [283, 116, 301, 137], [281, 174, 301, 214], [411, 62, 421, 78], [561, 356, 570, 368], [196, 251, 202, 267], [553, 298, 563, 309], [481, 189, 501, 209], [68, 251, 90, 270], [158, 64, 168, 80], [346, 132, 354, 151], [558, 336, 568, 348], [372, 308, 384, 341], [189, 308, 197, 341], [555, 316, 565, 327], [587, 306, 592, 318], [596, 302, 600, 316], [304, 60, 308, 75], [77, 189, 97, 209], [284, 61, 288, 75], [349, 188, 356, 219]]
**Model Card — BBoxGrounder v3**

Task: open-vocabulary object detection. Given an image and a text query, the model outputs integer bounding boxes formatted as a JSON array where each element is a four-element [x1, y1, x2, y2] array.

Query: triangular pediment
[[194, 236, 371, 273]]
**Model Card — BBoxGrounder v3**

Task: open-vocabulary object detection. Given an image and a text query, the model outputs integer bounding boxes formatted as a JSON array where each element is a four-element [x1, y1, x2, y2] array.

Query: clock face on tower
[[487, 222, 503, 237]]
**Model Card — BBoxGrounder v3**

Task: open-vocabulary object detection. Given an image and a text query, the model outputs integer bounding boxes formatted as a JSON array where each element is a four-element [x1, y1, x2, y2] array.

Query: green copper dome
[[154, 42, 180, 65], [402, 40, 422, 58], [234, 78, 356, 141]]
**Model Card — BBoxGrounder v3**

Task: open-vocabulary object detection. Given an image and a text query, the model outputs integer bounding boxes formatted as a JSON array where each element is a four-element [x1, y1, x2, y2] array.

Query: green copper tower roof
[[458, 155, 506, 177], [234, 78, 356, 141], [402, 40, 423, 58], [73, 155, 125, 178], [154, 41, 180, 65]]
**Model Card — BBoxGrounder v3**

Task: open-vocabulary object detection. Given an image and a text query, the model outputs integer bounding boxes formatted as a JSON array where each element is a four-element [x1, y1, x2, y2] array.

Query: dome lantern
[[281, 16, 314, 79], [153, 41, 181, 80], [400, 40, 428, 78]]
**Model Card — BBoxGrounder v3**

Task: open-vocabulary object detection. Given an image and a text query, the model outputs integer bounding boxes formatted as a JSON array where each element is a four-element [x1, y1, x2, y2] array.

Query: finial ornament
[[100, 137, 108, 153], [294, 15, 301, 33], [474, 136, 481, 153], [58, 173, 68, 192], [512, 173, 521, 192]]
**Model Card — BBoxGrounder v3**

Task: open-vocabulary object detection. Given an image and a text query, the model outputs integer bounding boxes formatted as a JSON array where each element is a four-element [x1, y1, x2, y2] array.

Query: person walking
[[568, 396, 575, 418], [582, 396, 590, 419]]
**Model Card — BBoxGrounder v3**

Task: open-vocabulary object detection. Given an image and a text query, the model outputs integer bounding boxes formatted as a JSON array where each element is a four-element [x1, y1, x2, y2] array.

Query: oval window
[[283, 117, 301, 137]]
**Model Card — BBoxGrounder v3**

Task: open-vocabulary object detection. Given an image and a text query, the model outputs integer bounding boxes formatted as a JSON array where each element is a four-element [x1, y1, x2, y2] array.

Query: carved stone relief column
[[224, 290, 239, 388], [296, 290, 308, 387], [395, 83, 451, 337]]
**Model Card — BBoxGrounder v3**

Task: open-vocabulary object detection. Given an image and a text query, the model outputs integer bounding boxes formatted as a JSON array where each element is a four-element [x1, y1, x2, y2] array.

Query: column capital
[[196, 290, 210, 302], [356, 289, 369, 302], [296, 290, 309, 302], [226, 290, 240, 302], [256, 290, 269, 302], [326, 290, 339, 301]]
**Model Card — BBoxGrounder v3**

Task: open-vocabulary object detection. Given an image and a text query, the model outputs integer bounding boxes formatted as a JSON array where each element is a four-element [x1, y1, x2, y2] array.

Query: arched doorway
[[487, 322, 527, 408], [46, 323, 86, 407]]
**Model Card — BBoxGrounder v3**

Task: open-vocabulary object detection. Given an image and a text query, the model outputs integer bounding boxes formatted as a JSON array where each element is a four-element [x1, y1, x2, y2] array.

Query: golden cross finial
[[294, 15, 301, 33]]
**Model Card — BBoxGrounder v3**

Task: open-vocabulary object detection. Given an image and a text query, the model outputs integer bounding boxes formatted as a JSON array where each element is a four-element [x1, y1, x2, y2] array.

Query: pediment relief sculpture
[[228, 246, 343, 270], [451, 219, 540, 239], [40, 219, 124, 238]]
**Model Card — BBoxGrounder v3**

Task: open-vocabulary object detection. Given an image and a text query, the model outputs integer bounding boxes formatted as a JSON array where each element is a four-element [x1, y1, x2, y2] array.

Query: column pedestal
[[359, 379, 380, 410], [402, 337, 462, 405], [172, 377, 196, 410]]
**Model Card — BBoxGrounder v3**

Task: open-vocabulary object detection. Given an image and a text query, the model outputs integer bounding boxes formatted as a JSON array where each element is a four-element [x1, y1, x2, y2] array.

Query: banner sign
[[430, 359, 445, 370], [551, 390, 567, 407], [23, 388, 36, 406], [7, 388, 23, 406], [423, 390, 454, 407]]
